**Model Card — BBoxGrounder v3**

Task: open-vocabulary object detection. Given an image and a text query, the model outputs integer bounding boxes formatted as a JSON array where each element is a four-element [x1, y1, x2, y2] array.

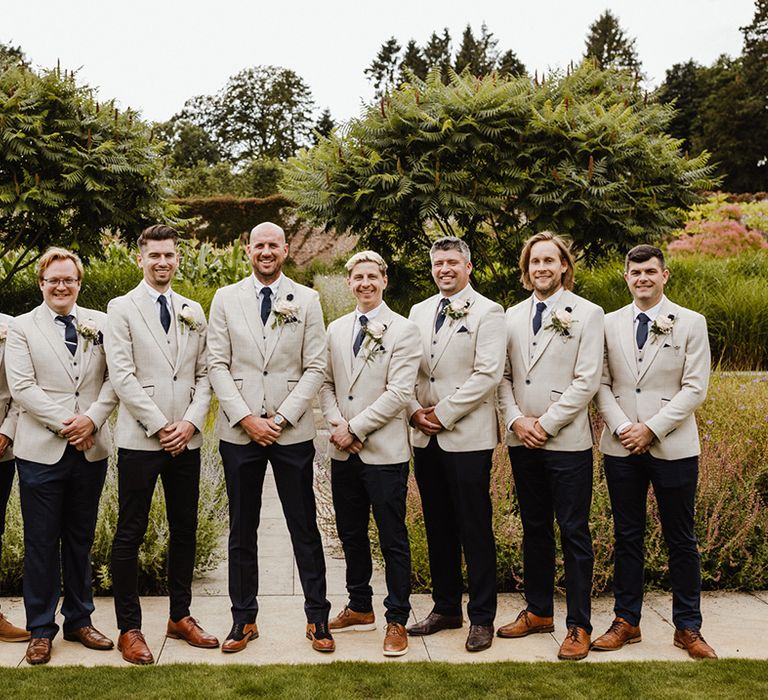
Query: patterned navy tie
[[261, 287, 273, 326], [56, 314, 78, 356], [353, 315, 368, 357], [532, 301, 546, 335], [157, 295, 171, 334], [636, 312, 650, 349], [434, 298, 450, 333]]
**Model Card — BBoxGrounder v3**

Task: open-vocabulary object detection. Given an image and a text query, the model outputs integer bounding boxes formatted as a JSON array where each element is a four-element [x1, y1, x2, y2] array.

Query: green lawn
[[1, 661, 766, 699]]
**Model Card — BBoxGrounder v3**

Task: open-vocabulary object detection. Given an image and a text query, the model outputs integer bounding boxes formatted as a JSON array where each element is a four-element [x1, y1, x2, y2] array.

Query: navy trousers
[[0, 459, 14, 586], [17, 445, 107, 639]]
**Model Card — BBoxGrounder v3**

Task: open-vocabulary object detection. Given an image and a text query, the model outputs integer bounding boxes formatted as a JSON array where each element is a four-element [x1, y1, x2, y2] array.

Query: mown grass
[[0, 661, 766, 699]]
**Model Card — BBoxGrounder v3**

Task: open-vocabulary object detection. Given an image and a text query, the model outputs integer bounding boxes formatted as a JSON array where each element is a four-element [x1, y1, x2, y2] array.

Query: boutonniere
[[178, 304, 201, 333], [650, 314, 675, 343], [271, 296, 301, 329], [76, 319, 103, 351], [361, 321, 388, 362], [0, 323, 6, 344], [545, 306, 577, 338], [443, 299, 471, 325]]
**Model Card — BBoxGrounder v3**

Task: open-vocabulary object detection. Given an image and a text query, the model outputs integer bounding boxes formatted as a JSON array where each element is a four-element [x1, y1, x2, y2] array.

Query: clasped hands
[[329, 419, 363, 454], [240, 414, 284, 447], [512, 416, 549, 449], [410, 406, 444, 436], [618, 422, 654, 455], [159, 420, 197, 457], [60, 414, 96, 452]]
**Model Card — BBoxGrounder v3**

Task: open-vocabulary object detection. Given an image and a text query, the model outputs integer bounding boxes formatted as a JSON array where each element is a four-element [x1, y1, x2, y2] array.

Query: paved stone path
[[1, 465, 767, 667]]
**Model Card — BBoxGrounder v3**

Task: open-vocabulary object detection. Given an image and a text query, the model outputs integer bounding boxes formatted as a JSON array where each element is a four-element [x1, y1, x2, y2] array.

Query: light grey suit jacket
[[319, 303, 421, 465], [6, 303, 117, 464], [0, 313, 19, 463], [497, 290, 604, 451], [407, 285, 506, 452], [105, 284, 211, 450], [594, 299, 710, 460], [208, 275, 325, 445]]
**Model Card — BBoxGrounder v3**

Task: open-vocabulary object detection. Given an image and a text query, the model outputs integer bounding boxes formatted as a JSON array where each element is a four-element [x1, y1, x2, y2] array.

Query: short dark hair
[[137, 224, 179, 250], [625, 244, 665, 271], [429, 236, 471, 263]]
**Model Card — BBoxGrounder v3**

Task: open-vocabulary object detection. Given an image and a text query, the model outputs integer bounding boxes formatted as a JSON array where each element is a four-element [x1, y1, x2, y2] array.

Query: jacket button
[[636, 388, 641, 393], [173, 376, 177, 381], [75, 391, 80, 397], [263, 371, 268, 376], [525, 379, 531, 385], [348, 395, 353, 401], [430, 377, 435, 382]]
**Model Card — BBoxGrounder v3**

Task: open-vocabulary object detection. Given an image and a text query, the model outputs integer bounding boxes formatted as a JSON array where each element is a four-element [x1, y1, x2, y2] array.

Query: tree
[[156, 119, 221, 168], [285, 65, 715, 307], [497, 49, 526, 77], [399, 40, 428, 83], [0, 42, 25, 70], [584, 10, 641, 74], [423, 29, 452, 75], [364, 37, 401, 95], [0, 65, 174, 289], [739, 0, 768, 187], [454, 23, 498, 76], [314, 108, 335, 142]]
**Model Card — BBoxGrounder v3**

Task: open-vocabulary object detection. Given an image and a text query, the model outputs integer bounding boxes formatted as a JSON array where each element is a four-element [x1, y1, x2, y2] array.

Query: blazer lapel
[[263, 278, 297, 366], [618, 305, 637, 376], [76, 308, 98, 386], [237, 280, 266, 359], [337, 313, 355, 386], [131, 287, 174, 368], [350, 304, 393, 389], [33, 304, 76, 380], [637, 299, 677, 381], [172, 294, 190, 374], [431, 290, 473, 370]]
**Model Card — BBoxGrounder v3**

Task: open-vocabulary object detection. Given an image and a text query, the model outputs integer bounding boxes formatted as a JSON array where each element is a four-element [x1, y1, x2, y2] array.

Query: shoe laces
[[566, 626, 581, 642], [386, 622, 404, 637], [227, 623, 247, 641], [685, 629, 705, 643], [313, 621, 332, 640], [607, 619, 626, 636]]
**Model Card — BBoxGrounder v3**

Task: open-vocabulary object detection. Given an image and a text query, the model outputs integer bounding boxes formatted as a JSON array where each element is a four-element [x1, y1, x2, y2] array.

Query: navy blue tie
[[56, 315, 78, 356], [353, 315, 368, 357], [636, 312, 650, 349], [261, 287, 273, 326], [158, 295, 171, 334], [532, 301, 546, 335], [435, 298, 450, 333]]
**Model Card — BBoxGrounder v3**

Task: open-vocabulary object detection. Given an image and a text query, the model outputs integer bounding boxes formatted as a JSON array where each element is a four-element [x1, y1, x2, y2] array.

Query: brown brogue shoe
[[63, 625, 114, 650], [406, 612, 463, 636], [0, 612, 31, 642], [221, 622, 258, 653], [167, 616, 219, 648], [117, 629, 154, 665], [25, 638, 52, 665], [329, 606, 376, 632], [465, 624, 494, 652], [306, 622, 335, 653], [591, 617, 641, 651], [497, 609, 554, 638], [558, 626, 591, 660], [674, 628, 718, 659], [383, 622, 408, 657]]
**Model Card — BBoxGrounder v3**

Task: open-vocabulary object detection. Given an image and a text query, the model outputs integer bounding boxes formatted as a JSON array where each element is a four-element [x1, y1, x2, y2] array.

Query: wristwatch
[[274, 414, 286, 427]]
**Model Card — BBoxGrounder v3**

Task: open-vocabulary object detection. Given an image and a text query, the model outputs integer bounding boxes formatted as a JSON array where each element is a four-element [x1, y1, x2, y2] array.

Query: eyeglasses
[[42, 278, 80, 287]]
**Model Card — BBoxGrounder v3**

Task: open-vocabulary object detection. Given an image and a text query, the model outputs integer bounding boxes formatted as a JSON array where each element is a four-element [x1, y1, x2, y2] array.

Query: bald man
[[208, 222, 333, 654]]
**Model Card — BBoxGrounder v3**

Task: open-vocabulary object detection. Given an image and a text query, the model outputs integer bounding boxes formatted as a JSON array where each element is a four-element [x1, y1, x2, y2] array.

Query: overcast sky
[[2, 1, 757, 125]]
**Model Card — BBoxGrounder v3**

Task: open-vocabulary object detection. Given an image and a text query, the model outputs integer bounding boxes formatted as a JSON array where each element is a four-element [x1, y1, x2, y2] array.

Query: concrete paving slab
[[0, 597, 26, 667], [750, 590, 768, 606], [693, 591, 768, 659]]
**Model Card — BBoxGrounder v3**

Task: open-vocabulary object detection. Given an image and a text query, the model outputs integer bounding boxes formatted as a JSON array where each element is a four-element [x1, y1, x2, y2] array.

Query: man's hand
[[159, 420, 197, 457], [329, 419, 355, 451], [619, 422, 654, 455], [75, 435, 96, 452], [346, 438, 364, 455], [0, 434, 11, 459], [61, 414, 96, 446], [410, 407, 442, 436], [512, 416, 548, 449], [239, 415, 281, 447]]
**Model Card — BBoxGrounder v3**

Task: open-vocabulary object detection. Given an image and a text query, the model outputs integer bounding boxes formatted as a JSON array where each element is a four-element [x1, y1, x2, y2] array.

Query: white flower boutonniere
[[650, 314, 675, 343], [443, 299, 471, 325], [545, 306, 577, 338], [0, 323, 7, 344], [178, 304, 201, 333], [271, 297, 301, 329], [76, 319, 103, 351], [361, 320, 388, 362]]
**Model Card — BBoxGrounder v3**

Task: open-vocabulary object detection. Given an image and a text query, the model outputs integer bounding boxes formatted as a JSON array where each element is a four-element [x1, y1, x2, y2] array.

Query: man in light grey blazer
[[592, 244, 716, 659], [319, 251, 421, 657], [496, 231, 604, 661], [208, 222, 333, 654], [405, 237, 506, 653], [6, 248, 117, 665], [0, 312, 29, 643], [105, 224, 217, 665]]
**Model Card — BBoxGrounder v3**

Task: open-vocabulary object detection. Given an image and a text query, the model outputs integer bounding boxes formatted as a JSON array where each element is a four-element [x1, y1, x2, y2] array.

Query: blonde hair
[[345, 250, 388, 276], [519, 231, 575, 291], [36, 247, 84, 282]]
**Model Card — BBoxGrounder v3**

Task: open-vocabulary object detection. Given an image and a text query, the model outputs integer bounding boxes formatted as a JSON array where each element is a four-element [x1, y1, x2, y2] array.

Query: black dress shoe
[[465, 624, 494, 652], [407, 612, 463, 636]]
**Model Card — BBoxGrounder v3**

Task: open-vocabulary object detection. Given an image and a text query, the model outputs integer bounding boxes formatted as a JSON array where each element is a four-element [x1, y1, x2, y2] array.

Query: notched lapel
[[132, 290, 174, 367], [76, 310, 100, 385], [263, 279, 299, 366], [34, 305, 76, 380], [349, 305, 393, 388], [173, 297, 191, 374], [618, 305, 636, 376], [431, 295, 471, 370], [637, 300, 677, 381], [237, 281, 266, 358]]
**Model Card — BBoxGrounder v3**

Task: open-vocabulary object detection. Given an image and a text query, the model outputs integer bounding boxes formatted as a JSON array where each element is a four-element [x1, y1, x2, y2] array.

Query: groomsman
[[319, 251, 421, 657], [208, 222, 333, 654], [406, 237, 505, 653], [6, 248, 117, 665], [592, 244, 716, 659], [496, 231, 603, 661], [105, 225, 217, 665], [0, 313, 29, 643]]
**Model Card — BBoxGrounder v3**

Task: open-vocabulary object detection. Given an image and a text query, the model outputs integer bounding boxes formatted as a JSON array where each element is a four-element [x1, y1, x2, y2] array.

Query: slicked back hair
[[625, 244, 666, 271], [137, 224, 179, 250], [429, 236, 471, 263], [519, 231, 575, 291]]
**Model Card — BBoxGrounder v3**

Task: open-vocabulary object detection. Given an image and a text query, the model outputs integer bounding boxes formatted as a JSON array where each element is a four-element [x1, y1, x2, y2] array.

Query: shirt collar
[[47, 303, 79, 322], [532, 286, 565, 309], [141, 279, 173, 305], [356, 302, 383, 322], [252, 273, 283, 295], [440, 284, 472, 304], [633, 296, 666, 322]]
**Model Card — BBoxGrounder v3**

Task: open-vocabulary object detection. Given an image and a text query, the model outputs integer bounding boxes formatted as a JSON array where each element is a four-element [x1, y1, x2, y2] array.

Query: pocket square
[[457, 326, 470, 334]]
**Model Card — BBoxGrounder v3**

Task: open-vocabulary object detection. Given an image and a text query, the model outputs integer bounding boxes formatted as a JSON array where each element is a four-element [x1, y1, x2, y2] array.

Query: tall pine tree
[[584, 10, 641, 74]]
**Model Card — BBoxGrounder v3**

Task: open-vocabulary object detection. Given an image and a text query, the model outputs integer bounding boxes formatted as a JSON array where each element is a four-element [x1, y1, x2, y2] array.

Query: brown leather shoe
[[558, 626, 591, 660], [221, 622, 259, 653], [63, 625, 114, 650], [167, 616, 219, 648], [591, 617, 641, 651], [25, 637, 52, 665], [674, 628, 718, 659], [465, 624, 494, 652], [0, 612, 31, 642], [329, 606, 376, 632], [117, 629, 154, 665], [497, 609, 554, 638], [306, 622, 335, 653], [383, 622, 408, 657], [406, 612, 463, 636]]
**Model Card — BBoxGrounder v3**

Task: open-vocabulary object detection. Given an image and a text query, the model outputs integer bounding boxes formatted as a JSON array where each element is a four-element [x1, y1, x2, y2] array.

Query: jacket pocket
[[549, 389, 563, 402], [142, 385, 155, 397], [234, 379, 243, 390], [287, 380, 298, 392]]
